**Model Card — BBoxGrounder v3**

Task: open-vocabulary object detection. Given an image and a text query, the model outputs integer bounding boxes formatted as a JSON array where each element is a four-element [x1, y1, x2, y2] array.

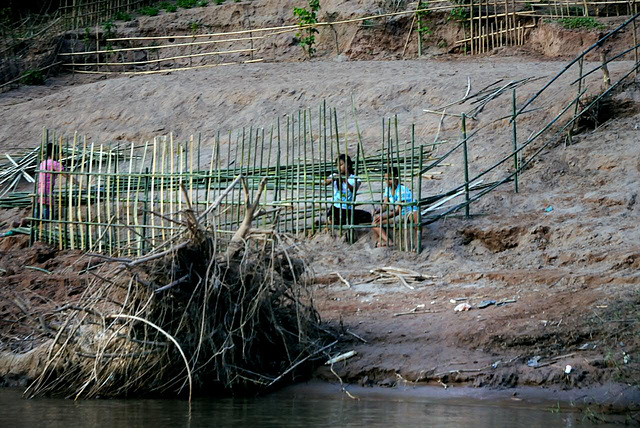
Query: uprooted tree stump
[[24, 176, 333, 400]]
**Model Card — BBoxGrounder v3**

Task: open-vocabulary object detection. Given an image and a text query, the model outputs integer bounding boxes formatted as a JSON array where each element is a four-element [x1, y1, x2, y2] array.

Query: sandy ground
[[0, 44, 638, 414]]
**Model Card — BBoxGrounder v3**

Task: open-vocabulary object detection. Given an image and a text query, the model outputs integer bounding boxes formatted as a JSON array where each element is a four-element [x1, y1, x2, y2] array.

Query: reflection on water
[[0, 384, 603, 427]]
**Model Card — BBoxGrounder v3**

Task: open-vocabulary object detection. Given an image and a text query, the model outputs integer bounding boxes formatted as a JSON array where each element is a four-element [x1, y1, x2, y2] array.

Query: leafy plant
[[556, 17, 604, 30], [102, 19, 116, 50], [113, 11, 132, 21], [214, 0, 225, 5], [189, 21, 201, 32], [197, 0, 209, 6], [448, 7, 469, 24], [293, 0, 320, 57], [177, 0, 198, 8], [138, 6, 159, 16], [82, 27, 91, 49], [20, 69, 45, 85]]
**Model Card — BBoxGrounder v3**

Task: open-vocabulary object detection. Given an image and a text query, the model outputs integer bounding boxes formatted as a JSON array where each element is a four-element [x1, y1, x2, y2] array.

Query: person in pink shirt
[[35, 143, 65, 220]]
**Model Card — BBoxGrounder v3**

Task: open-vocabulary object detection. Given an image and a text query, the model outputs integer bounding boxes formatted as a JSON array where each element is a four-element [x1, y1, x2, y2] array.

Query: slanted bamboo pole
[[461, 113, 470, 218]]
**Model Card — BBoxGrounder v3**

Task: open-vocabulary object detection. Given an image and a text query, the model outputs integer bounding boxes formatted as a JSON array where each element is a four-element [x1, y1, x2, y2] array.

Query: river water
[[0, 383, 612, 427]]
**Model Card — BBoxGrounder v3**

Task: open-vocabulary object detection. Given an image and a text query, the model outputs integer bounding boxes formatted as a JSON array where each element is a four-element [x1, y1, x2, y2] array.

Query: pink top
[[37, 159, 63, 205]]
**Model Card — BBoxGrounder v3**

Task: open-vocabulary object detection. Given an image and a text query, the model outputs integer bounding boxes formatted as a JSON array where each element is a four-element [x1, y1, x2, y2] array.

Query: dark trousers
[[327, 206, 372, 225]]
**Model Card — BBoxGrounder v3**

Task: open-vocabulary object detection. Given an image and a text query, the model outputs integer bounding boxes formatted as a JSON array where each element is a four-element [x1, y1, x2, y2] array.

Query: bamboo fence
[[458, 0, 640, 54], [59, 0, 155, 30], [30, 105, 454, 254]]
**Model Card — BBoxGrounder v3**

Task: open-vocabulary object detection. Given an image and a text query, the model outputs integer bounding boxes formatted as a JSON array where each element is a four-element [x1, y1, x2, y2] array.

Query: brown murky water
[[0, 385, 612, 427]]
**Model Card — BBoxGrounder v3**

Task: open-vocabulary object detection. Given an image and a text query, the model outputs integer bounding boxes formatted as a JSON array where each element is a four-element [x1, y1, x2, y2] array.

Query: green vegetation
[[177, 0, 198, 7], [416, 1, 432, 36], [138, 6, 160, 16], [20, 69, 45, 85], [293, 0, 320, 58], [157, 2, 178, 12], [102, 19, 116, 50], [113, 11, 132, 21], [448, 7, 469, 24], [197, 0, 210, 6], [82, 27, 91, 49], [556, 16, 604, 30]]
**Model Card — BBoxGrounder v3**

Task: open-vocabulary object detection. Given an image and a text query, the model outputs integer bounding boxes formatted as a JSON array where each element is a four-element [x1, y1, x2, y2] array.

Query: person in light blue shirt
[[372, 166, 418, 247], [324, 154, 371, 226]]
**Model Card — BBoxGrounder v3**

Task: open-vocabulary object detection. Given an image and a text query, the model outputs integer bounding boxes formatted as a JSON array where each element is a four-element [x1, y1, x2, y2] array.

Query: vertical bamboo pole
[[134, 141, 148, 256], [55, 138, 63, 249], [67, 132, 82, 250], [87, 141, 95, 250], [150, 137, 157, 249], [285, 116, 291, 233], [409, 125, 415, 252], [417, 1, 423, 57], [159, 136, 167, 241], [189, 135, 194, 211], [470, 0, 475, 54], [105, 142, 113, 254], [169, 134, 175, 232], [334, 108, 343, 236], [178, 143, 184, 224], [96, 143, 104, 253], [196, 133, 201, 214], [493, 0, 499, 50], [417, 146, 424, 254], [205, 134, 216, 227], [142, 167, 150, 254], [395, 116, 403, 250], [512, 88, 519, 193], [309, 109, 316, 233], [63, 136, 70, 248], [302, 112, 308, 235], [126, 141, 134, 256], [327, 105, 334, 236], [462, 113, 470, 218], [322, 102, 328, 234], [485, 0, 490, 53], [114, 142, 121, 255], [634, 2, 639, 78]]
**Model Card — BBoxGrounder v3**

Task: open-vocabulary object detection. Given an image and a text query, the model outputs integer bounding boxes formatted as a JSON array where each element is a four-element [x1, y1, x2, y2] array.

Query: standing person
[[324, 154, 371, 226], [372, 166, 418, 247], [35, 142, 64, 221]]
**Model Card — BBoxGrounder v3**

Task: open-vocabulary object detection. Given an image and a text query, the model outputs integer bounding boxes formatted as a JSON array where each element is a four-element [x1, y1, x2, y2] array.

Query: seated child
[[324, 154, 371, 226], [372, 166, 418, 247]]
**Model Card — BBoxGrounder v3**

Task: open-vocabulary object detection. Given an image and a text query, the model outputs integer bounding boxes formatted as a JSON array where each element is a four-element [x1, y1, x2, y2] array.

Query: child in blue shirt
[[372, 166, 418, 247], [324, 154, 371, 226]]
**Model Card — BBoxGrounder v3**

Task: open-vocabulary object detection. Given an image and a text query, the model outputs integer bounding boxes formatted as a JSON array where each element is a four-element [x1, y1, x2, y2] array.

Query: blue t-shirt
[[332, 174, 359, 209], [384, 184, 417, 215]]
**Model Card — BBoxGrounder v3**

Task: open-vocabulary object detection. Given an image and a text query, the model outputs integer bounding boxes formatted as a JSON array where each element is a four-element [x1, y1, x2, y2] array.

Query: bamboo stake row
[[31, 104, 456, 254]]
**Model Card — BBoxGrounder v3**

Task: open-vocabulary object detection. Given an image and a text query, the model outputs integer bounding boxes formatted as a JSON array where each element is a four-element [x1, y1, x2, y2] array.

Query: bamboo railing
[[457, 0, 640, 54]]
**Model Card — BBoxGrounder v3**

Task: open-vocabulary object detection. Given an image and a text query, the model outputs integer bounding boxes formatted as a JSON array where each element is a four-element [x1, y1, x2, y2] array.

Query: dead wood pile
[[24, 177, 331, 399]]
